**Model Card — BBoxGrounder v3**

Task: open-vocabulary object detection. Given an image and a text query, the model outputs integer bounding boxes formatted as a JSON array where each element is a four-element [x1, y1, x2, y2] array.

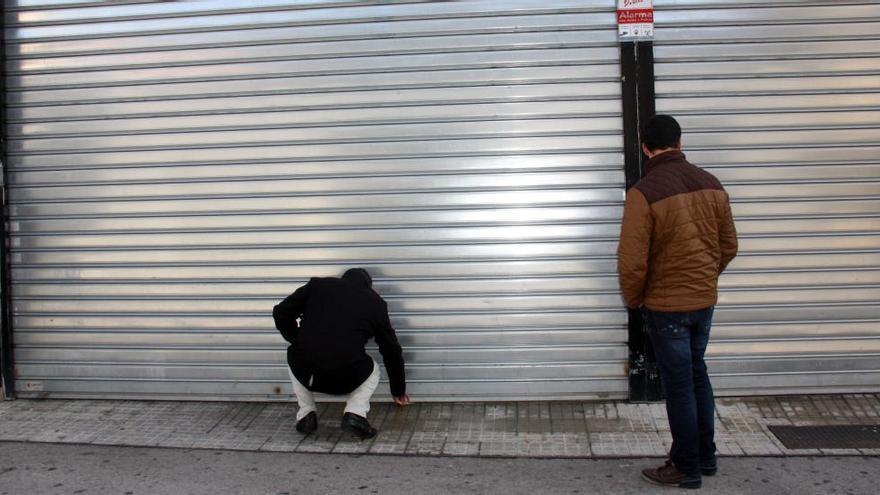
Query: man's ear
[[641, 143, 651, 157], [675, 138, 682, 149]]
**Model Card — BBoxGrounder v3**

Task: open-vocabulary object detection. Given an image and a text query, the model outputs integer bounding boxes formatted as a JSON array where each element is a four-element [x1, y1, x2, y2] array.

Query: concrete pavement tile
[[589, 432, 667, 457], [819, 449, 862, 456], [296, 403, 345, 453], [368, 401, 418, 455], [842, 395, 877, 424], [251, 404, 300, 451], [442, 441, 480, 456], [479, 432, 526, 457], [714, 431, 745, 456], [405, 431, 447, 455], [517, 402, 552, 434], [734, 432, 783, 456], [585, 417, 628, 433], [615, 403, 657, 433]]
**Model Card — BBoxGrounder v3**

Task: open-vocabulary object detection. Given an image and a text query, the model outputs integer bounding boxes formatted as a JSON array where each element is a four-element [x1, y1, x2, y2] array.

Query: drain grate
[[768, 425, 880, 449]]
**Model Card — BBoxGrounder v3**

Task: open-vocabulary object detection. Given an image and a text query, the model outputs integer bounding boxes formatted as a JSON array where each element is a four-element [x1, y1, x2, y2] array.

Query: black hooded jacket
[[272, 270, 406, 397]]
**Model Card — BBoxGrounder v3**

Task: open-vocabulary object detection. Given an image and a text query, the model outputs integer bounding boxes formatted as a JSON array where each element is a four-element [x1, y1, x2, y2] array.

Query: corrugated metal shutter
[[654, 1, 880, 395], [4, 1, 628, 400]]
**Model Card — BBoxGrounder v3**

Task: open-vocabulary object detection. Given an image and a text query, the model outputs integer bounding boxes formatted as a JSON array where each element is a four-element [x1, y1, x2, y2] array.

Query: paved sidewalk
[[1, 394, 878, 458]]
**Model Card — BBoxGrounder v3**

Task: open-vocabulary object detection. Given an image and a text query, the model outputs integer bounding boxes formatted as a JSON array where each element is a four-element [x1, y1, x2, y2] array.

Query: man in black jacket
[[273, 268, 409, 439]]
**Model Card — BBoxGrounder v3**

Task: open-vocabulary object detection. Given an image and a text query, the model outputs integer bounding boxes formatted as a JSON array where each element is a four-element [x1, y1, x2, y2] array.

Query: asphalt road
[[0, 441, 876, 495]]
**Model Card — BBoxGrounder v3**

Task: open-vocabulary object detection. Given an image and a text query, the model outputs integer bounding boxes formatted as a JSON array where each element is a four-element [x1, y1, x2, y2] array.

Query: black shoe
[[341, 412, 377, 440], [296, 411, 317, 435], [701, 459, 718, 476]]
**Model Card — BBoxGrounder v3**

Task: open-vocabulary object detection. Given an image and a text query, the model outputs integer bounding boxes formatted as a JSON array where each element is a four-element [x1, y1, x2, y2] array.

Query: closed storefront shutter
[[4, 1, 628, 399], [654, 1, 880, 394]]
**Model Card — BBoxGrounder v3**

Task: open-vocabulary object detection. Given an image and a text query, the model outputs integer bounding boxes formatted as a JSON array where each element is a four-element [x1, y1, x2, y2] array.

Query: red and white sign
[[618, 0, 654, 40]]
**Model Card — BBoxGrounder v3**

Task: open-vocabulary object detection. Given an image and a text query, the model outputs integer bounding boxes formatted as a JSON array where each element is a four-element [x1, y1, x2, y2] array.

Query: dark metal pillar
[[621, 41, 661, 402]]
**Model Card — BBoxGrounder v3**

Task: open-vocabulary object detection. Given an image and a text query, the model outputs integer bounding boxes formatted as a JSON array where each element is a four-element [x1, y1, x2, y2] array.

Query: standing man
[[273, 268, 410, 440], [617, 115, 738, 489]]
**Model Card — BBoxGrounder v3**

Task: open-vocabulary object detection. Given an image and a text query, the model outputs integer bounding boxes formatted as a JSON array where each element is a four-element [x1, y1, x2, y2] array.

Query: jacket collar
[[644, 149, 686, 175]]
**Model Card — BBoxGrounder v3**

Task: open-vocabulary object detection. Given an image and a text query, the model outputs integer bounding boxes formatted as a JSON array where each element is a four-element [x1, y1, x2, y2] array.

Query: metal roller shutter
[[4, 1, 628, 400], [654, 1, 880, 395]]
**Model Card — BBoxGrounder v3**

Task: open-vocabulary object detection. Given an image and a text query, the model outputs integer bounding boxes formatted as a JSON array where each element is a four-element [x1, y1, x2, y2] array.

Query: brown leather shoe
[[641, 460, 702, 489]]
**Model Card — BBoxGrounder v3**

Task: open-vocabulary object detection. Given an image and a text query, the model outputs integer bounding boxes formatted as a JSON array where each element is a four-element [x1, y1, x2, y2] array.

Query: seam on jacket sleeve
[[617, 188, 653, 308], [272, 279, 312, 344]]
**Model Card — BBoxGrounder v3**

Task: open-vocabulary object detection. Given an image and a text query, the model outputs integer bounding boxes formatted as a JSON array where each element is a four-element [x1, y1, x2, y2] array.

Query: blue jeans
[[643, 306, 716, 476]]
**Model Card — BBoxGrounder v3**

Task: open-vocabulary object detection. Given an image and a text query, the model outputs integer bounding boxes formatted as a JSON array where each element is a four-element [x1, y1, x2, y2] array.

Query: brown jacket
[[617, 150, 738, 312]]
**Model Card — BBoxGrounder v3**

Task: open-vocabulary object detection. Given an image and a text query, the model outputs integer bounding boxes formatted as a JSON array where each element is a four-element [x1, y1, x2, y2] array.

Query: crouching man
[[273, 268, 410, 439]]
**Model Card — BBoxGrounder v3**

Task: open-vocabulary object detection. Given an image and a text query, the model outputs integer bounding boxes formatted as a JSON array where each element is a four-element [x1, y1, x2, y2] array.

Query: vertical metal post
[[0, 1, 14, 400], [621, 41, 661, 402]]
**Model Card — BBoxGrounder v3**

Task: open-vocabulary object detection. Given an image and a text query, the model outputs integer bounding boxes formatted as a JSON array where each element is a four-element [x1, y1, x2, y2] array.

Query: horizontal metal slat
[[8, 225, 621, 250], [9, 254, 617, 282], [10, 206, 623, 233], [685, 146, 880, 167], [718, 287, 880, 306], [676, 111, 880, 132], [8, 118, 623, 154], [658, 93, 880, 113], [8, 135, 624, 169], [713, 305, 880, 324], [655, 5, 880, 26], [733, 201, 880, 219], [12, 326, 624, 348], [681, 128, 880, 149], [654, 21, 880, 43], [13, 311, 627, 330], [14, 345, 628, 365], [8, 101, 622, 138], [712, 321, 880, 340], [9, 47, 620, 89], [656, 75, 880, 96], [7, 15, 617, 58], [655, 40, 880, 61], [12, 292, 625, 314], [655, 58, 880, 79], [709, 339, 880, 357], [9, 81, 621, 120], [7, 188, 624, 217], [7, 170, 623, 200], [13, 362, 626, 382], [8, 276, 621, 298], [7, 2, 615, 40], [739, 233, 880, 256], [726, 182, 879, 201], [9, 66, 620, 108], [7, 153, 624, 187], [10, 30, 619, 73]]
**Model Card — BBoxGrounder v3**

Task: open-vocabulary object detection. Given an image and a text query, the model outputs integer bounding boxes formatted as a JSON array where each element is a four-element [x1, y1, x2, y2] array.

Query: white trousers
[[288, 358, 380, 421]]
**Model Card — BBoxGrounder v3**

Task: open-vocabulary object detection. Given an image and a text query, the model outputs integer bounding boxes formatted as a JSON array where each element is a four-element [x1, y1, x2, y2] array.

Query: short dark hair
[[642, 115, 681, 152]]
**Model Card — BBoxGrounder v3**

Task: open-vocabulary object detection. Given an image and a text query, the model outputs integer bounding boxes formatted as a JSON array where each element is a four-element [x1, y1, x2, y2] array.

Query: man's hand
[[393, 394, 411, 407]]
